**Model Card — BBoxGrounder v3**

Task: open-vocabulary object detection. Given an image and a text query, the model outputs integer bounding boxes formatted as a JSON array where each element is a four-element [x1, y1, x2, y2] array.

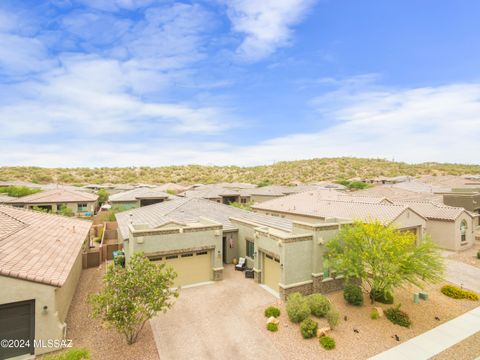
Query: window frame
[[246, 239, 255, 259]]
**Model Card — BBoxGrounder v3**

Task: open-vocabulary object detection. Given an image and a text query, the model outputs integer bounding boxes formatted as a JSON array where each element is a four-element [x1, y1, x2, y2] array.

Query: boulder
[[316, 326, 331, 337], [374, 307, 383, 317], [267, 316, 279, 325]]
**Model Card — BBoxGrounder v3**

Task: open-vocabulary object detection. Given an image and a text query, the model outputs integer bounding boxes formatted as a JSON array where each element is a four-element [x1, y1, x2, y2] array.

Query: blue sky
[[0, 0, 479, 167]]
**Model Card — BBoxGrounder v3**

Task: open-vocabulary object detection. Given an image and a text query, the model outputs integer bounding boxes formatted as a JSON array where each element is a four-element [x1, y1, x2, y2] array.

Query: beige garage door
[[157, 251, 211, 287], [263, 253, 280, 293]]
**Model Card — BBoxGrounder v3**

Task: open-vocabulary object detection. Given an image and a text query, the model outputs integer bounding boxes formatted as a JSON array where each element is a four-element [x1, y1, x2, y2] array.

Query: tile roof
[[116, 197, 293, 240], [252, 191, 415, 224], [392, 200, 467, 221], [249, 185, 326, 196], [109, 187, 173, 202], [181, 185, 250, 199], [7, 189, 98, 204], [0, 194, 16, 203], [0, 205, 91, 287], [352, 185, 443, 202]]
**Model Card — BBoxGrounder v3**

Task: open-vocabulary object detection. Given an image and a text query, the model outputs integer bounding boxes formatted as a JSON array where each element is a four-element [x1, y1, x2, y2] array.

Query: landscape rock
[[316, 326, 331, 337], [267, 316, 279, 325], [374, 307, 384, 317]]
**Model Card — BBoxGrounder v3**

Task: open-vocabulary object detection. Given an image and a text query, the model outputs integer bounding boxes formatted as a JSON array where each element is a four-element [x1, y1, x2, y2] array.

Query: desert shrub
[[300, 318, 318, 339], [343, 283, 364, 306], [319, 336, 336, 350], [441, 285, 479, 301], [326, 309, 340, 329], [307, 294, 331, 317], [264, 306, 281, 318], [385, 305, 411, 328], [370, 308, 379, 320], [43, 348, 90, 360], [477, 250, 480, 260], [0, 185, 41, 197], [370, 289, 394, 304], [266, 322, 278, 332], [286, 293, 311, 323]]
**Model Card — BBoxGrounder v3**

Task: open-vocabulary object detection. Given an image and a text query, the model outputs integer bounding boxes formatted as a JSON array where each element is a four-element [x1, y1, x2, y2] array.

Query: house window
[[241, 198, 247, 204], [77, 203, 88, 212], [460, 220, 467, 242], [246, 240, 255, 259]]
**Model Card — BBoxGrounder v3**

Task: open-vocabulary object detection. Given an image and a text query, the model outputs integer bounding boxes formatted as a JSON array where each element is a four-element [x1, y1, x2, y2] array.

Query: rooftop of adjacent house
[[109, 187, 174, 202], [352, 185, 444, 202], [0, 194, 16, 203], [180, 185, 252, 199], [249, 185, 327, 196], [252, 191, 419, 224], [0, 205, 91, 287], [116, 197, 293, 240], [392, 200, 469, 221], [7, 188, 98, 204]]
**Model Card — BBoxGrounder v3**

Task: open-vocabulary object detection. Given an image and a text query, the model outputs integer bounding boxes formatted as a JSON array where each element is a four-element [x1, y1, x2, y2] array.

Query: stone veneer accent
[[279, 272, 359, 300], [213, 268, 223, 281]]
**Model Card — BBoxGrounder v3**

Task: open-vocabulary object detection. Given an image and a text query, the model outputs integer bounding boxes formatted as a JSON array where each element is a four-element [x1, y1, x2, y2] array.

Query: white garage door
[[155, 251, 212, 287]]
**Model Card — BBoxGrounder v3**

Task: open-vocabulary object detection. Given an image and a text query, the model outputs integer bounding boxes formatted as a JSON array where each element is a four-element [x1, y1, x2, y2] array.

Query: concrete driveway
[[444, 258, 480, 293], [150, 265, 283, 360]]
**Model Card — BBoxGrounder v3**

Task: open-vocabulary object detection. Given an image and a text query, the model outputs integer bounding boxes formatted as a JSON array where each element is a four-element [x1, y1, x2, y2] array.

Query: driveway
[[150, 265, 284, 360], [444, 258, 480, 293]]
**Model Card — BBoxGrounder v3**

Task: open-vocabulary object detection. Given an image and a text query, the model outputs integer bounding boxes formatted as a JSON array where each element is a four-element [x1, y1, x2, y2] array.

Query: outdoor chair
[[235, 257, 246, 271]]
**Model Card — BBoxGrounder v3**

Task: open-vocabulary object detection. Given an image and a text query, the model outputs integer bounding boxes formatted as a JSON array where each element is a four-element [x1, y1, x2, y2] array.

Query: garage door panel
[[0, 300, 35, 358], [156, 251, 211, 287], [263, 254, 280, 293]]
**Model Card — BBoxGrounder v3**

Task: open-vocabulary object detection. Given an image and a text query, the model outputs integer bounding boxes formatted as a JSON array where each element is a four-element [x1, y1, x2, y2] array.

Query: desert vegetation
[[0, 158, 479, 185]]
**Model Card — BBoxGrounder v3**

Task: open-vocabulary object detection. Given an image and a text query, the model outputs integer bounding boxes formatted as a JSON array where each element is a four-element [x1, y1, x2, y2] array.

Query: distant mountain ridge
[[1, 158, 479, 186]]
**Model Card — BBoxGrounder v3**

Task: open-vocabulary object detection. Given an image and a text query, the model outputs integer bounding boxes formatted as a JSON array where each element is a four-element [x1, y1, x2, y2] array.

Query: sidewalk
[[369, 307, 480, 360]]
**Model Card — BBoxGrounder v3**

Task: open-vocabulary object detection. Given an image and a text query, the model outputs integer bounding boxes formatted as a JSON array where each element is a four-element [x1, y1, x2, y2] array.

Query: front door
[[222, 236, 227, 263]]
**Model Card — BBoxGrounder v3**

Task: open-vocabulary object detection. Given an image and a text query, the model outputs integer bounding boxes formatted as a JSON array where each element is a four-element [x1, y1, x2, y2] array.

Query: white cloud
[[2, 80, 479, 167], [226, 0, 315, 61]]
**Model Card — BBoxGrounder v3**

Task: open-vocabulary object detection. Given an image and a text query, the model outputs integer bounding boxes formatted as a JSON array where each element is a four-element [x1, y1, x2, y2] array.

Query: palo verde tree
[[325, 221, 444, 303], [89, 252, 179, 344]]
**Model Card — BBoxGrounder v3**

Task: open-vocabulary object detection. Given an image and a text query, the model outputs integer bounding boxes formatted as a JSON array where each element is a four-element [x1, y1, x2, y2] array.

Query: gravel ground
[[61, 265, 160, 360], [447, 242, 480, 269], [432, 330, 480, 360], [254, 283, 479, 360]]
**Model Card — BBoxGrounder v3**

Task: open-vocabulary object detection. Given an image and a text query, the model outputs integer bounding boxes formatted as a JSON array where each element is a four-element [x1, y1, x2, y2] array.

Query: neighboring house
[[180, 185, 252, 205], [252, 191, 427, 242], [443, 192, 480, 226], [7, 189, 98, 216], [109, 187, 175, 209], [116, 197, 350, 299], [249, 185, 327, 203], [0, 206, 91, 359], [393, 200, 476, 251]]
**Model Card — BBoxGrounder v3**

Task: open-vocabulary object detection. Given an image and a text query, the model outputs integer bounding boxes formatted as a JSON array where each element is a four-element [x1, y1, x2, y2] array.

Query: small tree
[[326, 221, 444, 303], [89, 252, 179, 344], [97, 188, 109, 205], [59, 204, 74, 217]]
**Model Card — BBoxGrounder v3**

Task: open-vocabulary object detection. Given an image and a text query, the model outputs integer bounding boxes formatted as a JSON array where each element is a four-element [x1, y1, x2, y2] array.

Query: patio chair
[[235, 257, 246, 271]]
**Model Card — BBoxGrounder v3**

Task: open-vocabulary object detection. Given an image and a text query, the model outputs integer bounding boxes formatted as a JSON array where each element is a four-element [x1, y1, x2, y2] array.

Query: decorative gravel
[[61, 265, 160, 360], [447, 242, 480, 269], [254, 282, 479, 360]]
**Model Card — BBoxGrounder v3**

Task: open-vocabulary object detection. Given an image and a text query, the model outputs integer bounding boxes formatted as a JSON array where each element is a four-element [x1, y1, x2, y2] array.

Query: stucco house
[[116, 197, 350, 299], [249, 185, 329, 204], [252, 191, 427, 242], [393, 200, 476, 251], [109, 187, 175, 209], [7, 189, 98, 216], [180, 185, 252, 205], [443, 192, 480, 226], [0, 206, 91, 359]]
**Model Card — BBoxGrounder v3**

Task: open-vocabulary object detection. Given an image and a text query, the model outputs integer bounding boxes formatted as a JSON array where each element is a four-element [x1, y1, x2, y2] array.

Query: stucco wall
[[25, 201, 96, 215], [454, 212, 475, 251], [55, 249, 83, 323], [0, 277, 63, 356], [253, 209, 322, 223], [126, 225, 223, 275], [391, 209, 426, 242], [283, 239, 313, 285], [232, 221, 258, 268], [110, 200, 139, 209]]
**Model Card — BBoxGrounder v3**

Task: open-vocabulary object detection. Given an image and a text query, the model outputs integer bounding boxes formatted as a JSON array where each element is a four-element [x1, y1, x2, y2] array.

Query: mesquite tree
[[90, 252, 179, 344], [325, 221, 444, 303]]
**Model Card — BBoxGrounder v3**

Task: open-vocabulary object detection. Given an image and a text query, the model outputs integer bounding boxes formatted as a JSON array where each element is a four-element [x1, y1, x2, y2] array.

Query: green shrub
[[307, 294, 331, 317], [264, 306, 281, 318], [0, 185, 41, 198], [326, 309, 340, 329], [43, 348, 90, 360], [370, 289, 394, 304], [370, 308, 379, 320], [441, 285, 479, 301], [477, 250, 480, 260], [300, 318, 318, 339], [266, 322, 278, 332], [344, 283, 364, 306], [385, 305, 411, 328], [286, 293, 311, 323], [319, 336, 336, 350]]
